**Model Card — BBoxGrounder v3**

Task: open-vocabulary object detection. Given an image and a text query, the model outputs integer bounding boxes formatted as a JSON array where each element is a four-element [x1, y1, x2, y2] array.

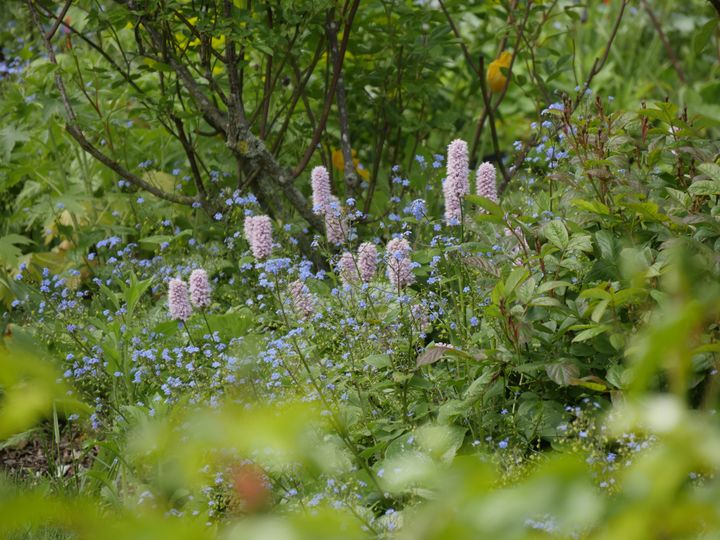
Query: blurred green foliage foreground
[[2, 0, 720, 539]]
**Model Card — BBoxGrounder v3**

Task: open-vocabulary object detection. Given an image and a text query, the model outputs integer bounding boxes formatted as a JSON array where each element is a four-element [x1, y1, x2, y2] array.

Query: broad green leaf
[[572, 325, 609, 342], [544, 220, 569, 250], [688, 180, 720, 196], [504, 267, 529, 297], [545, 361, 580, 386], [698, 162, 720, 182], [466, 194, 504, 219]]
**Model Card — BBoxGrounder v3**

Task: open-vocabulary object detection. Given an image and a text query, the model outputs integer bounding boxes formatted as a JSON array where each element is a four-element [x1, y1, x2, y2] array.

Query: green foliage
[[2, 0, 720, 538]]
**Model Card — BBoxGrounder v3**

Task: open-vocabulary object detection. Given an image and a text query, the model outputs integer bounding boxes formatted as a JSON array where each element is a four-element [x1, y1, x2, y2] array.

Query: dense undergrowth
[[2, 1, 720, 539]]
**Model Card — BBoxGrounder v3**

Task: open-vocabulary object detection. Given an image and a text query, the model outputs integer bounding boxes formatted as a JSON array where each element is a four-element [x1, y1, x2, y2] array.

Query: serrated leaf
[[516, 276, 536, 304], [699, 162, 720, 182], [688, 180, 720, 196], [0, 234, 35, 267], [567, 234, 593, 253], [544, 220, 569, 250]]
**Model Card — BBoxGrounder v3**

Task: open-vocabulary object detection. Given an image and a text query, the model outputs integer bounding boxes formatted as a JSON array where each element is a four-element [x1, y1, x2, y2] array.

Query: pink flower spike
[[249, 215, 273, 260], [189, 269, 212, 309], [324, 196, 347, 245], [311, 165, 332, 215], [338, 252, 360, 284], [357, 242, 378, 283], [476, 162, 498, 203], [385, 237, 415, 289], [289, 280, 315, 319], [444, 139, 469, 225], [168, 278, 192, 322], [243, 215, 256, 244]]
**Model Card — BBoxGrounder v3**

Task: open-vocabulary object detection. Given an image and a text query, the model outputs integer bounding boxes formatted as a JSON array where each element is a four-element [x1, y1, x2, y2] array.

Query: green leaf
[[545, 361, 580, 386], [568, 376, 607, 392], [688, 180, 720, 196], [504, 267, 529, 297], [572, 199, 610, 215], [415, 423, 466, 463], [204, 308, 255, 340], [528, 296, 561, 307], [466, 194, 504, 222], [693, 19, 718, 55], [567, 234, 593, 253], [537, 280, 572, 294], [544, 220, 569, 250], [591, 299, 609, 323], [365, 354, 392, 369], [516, 276, 536, 305], [0, 125, 30, 160], [572, 325, 610, 342], [595, 230, 615, 259], [0, 234, 34, 267]]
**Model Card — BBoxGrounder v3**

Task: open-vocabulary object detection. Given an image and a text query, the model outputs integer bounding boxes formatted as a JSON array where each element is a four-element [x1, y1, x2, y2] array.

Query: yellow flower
[[487, 51, 512, 93], [331, 148, 370, 181], [331, 148, 346, 171]]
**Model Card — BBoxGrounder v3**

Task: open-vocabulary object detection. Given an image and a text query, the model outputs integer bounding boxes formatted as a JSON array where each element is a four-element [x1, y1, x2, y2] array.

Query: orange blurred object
[[232, 463, 270, 513]]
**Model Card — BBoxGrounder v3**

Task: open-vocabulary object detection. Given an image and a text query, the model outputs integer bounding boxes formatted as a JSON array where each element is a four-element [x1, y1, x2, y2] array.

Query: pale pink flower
[[476, 162, 498, 203], [247, 215, 273, 260], [168, 278, 192, 321], [243, 215, 256, 244], [385, 237, 415, 289], [289, 280, 315, 319], [357, 242, 378, 283], [189, 269, 211, 309], [338, 252, 359, 284], [444, 139, 469, 225], [324, 196, 347, 245], [311, 165, 332, 215]]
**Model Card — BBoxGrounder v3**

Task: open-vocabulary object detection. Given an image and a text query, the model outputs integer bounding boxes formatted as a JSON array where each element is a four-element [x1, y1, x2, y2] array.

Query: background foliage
[[1, 0, 720, 538]]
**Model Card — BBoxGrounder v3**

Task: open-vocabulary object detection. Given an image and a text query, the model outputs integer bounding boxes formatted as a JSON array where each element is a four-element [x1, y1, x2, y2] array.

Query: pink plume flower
[[444, 139, 469, 225], [189, 269, 211, 309], [243, 215, 256, 244], [289, 280, 315, 319], [311, 165, 332, 215], [324, 196, 347, 245], [385, 237, 415, 289], [357, 242, 378, 283], [246, 215, 273, 260], [476, 162, 498, 203], [338, 252, 359, 284], [168, 278, 192, 322]]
